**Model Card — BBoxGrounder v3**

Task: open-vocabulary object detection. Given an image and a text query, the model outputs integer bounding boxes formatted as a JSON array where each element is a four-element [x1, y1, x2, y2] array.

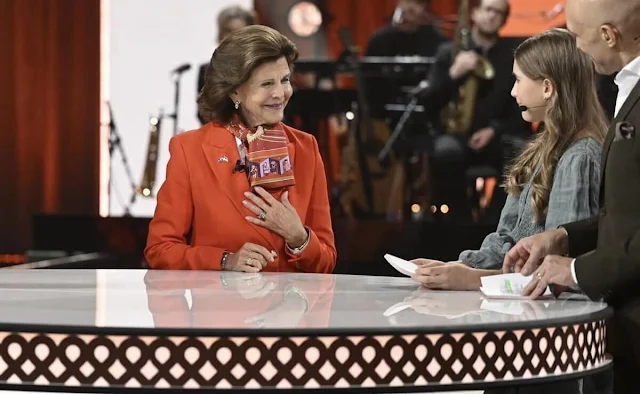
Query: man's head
[[217, 6, 256, 43], [472, 0, 510, 38], [393, 0, 431, 32], [566, 0, 640, 74]]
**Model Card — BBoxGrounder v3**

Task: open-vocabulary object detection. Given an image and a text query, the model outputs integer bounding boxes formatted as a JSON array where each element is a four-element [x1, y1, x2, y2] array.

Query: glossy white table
[[0, 269, 611, 392]]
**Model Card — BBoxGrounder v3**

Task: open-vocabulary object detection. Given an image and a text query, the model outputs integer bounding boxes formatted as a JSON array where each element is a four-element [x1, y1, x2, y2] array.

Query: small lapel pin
[[218, 155, 229, 163], [615, 121, 635, 141]]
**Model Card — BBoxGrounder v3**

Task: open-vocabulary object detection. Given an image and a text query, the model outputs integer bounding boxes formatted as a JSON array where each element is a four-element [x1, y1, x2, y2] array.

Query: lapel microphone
[[232, 160, 246, 174], [519, 104, 546, 112]]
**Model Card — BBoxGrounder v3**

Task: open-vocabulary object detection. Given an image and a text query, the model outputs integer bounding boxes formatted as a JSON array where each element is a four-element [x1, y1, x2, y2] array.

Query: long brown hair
[[504, 28, 607, 222], [197, 25, 298, 124]]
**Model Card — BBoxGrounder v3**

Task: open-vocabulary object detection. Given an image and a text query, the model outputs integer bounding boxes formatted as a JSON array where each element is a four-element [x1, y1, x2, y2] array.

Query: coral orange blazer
[[144, 122, 336, 273]]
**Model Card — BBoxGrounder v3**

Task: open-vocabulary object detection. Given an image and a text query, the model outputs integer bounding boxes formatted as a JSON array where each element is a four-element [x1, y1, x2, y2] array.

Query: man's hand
[[522, 255, 576, 298], [503, 228, 569, 275], [449, 51, 480, 79], [468, 127, 495, 151]]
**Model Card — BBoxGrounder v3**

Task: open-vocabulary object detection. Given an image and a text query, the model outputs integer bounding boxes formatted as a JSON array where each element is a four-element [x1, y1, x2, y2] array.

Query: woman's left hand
[[244, 187, 308, 248], [411, 259, 481, 291]]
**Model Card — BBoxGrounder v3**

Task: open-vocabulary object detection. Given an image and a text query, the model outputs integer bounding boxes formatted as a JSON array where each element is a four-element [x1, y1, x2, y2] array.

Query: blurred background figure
[[364, 0, 448, 119], [197, 5, 257, 125]]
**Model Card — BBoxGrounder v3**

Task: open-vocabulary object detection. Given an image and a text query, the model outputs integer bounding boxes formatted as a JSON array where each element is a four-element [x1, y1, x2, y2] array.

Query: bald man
[[501, 0, 640, 392]]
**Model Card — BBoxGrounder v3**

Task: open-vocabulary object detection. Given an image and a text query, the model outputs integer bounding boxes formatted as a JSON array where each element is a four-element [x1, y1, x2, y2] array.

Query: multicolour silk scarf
[[226, 116, 295, 189]]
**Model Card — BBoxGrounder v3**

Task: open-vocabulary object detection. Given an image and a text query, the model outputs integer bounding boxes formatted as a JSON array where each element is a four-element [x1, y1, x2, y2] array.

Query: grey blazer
[[459, 138, 602, 269]]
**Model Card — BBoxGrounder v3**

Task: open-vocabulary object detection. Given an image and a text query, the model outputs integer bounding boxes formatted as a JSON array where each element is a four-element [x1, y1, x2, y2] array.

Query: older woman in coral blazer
[[144, 25, 336, 273]]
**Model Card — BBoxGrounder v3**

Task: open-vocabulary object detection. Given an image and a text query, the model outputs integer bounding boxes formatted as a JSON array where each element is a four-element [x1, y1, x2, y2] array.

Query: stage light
[[440, 204, 450, 214], [288, 2, 323, 38]]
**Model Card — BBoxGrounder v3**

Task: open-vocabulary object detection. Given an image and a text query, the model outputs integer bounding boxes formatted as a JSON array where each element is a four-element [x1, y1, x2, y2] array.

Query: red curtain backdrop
[[0, 0, 101, 253]]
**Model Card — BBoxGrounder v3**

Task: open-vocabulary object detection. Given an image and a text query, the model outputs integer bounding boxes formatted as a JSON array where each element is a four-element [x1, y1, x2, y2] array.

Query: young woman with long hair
[[411, 28, 608, 291]]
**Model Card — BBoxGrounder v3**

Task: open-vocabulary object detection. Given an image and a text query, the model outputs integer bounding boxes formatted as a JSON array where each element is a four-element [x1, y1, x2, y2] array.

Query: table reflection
[[382, 286, 598, 326], [143, 270, 336, 329]]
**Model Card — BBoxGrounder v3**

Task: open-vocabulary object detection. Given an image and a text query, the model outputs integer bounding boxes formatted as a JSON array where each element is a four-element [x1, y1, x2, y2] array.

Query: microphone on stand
[[168, 63, 191, 136], [171, 63, 192, 74], [409, 80, 430, 97]]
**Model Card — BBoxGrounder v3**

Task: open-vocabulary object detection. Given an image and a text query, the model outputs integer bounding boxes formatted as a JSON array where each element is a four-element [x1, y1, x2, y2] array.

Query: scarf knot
[[226, 116, 295, 189]]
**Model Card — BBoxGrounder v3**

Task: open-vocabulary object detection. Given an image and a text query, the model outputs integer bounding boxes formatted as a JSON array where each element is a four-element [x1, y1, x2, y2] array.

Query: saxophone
[[137, 111, 162, 198], [440, 0, 495, 135]]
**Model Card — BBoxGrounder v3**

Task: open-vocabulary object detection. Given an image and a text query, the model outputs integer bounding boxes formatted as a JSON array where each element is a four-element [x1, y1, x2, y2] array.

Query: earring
[[234, 101, 240, 110]]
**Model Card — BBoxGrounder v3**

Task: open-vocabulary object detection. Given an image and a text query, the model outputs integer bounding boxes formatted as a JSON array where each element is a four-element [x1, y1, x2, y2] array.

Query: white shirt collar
[[614, 55, 640, 87], [613, 55, 640, 116]]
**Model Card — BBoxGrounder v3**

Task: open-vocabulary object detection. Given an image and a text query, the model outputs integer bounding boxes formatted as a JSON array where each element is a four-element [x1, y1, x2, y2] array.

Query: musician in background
[[364, 0, 448, 119], [423, 0, 531, 221], [197, 5, 256, 125]]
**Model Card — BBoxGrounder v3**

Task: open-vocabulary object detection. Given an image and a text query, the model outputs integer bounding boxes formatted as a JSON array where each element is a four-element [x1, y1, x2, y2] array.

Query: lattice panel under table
[[0, 321, 609, 391]]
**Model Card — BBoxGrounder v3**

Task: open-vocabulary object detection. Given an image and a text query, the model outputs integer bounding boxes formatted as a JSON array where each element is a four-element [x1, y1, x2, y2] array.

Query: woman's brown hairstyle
[[198, 25, 298, 124], [504, 28, 608, 222]]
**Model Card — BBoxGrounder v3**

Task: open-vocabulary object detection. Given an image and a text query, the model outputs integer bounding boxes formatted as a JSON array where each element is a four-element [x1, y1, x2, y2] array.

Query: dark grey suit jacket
[[563, 77, 640, 392]]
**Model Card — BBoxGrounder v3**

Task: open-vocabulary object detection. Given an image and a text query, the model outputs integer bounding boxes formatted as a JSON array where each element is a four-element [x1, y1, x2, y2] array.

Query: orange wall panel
[[501, 0, 566, 37]]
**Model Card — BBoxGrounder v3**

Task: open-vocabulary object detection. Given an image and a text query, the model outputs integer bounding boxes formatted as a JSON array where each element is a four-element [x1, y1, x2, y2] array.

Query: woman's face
[[231, 57, 292, 127], [511, 60, 548, 123]]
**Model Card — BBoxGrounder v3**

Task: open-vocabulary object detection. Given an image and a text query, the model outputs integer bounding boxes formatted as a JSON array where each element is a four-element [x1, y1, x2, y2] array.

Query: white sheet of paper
[[480, 273, 553, 299], [384, 254, 417, 276]]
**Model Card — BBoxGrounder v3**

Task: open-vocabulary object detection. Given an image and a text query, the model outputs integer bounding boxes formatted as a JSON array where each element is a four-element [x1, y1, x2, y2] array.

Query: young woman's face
[[511, 60, 548, 123]]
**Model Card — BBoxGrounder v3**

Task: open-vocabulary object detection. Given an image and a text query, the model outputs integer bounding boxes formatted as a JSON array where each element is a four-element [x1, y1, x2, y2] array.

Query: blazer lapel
[[284, 142, 298, 206], [601, 79, 640, 202], [616, 79, 640, 122], [201, 125, 277, 251]]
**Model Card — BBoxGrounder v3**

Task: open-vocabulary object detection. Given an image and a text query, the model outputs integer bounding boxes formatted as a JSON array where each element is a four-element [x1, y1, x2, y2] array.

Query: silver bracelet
[[221, 251, 231, 271], [286, 227, 310, 255]]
